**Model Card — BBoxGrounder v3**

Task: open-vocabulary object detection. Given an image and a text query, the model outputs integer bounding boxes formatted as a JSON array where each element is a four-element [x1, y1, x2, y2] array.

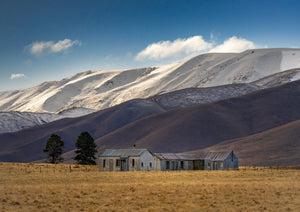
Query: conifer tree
[[43, 134, 64, 164], [74, 132, 97, 165]]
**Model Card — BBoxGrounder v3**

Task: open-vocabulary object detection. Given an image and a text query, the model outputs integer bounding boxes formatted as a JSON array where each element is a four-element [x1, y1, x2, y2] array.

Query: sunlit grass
[[0, 162, 299, 211]]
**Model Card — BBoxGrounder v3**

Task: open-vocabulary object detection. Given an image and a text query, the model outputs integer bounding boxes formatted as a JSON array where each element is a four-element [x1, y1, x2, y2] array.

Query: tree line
[[43, 132, 97, 165]]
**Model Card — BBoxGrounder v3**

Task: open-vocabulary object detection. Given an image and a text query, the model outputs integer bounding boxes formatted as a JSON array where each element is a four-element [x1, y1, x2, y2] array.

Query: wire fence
[[0, 162, 99, 174], [0, 162, 299, 175]]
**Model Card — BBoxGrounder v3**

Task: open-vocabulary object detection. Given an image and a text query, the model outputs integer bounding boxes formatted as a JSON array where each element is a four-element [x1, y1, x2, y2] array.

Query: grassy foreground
[[0, 163, 299, 212]]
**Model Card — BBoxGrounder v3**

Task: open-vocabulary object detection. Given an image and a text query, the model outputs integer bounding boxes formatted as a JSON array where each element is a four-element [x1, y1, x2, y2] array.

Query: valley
[[0, 49, 299, 166]]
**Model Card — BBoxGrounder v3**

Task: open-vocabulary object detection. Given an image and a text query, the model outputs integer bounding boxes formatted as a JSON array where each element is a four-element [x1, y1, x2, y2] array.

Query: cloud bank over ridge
[[136, 35, 258, 61], [209, 36, 256, 53], [135, 36, 212, 61]]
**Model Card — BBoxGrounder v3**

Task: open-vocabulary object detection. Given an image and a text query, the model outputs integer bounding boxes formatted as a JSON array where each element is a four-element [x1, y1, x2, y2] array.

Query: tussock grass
[[0, 162, 299, 211]]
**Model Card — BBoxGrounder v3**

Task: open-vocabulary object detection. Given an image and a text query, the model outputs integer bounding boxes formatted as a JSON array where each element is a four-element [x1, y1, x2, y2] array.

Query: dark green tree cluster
[[74, 132, 97, 165], [43, 132, 97, 165]]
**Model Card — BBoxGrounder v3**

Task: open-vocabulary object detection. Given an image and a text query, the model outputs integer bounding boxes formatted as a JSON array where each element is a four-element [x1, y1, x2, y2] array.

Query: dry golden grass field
[[0, 163, 299, 212]]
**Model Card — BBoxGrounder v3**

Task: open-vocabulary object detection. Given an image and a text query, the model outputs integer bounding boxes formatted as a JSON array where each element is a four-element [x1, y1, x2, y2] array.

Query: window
[[132, 159, 135, 167], [149, 162, 152, 168], [141, 162, 144, 167], [180, 161, 184, 169], [208, 162, 210, 167], [166, 161, 170, 169], [116, 159, 120, 167], [103, 159, 106, 168]]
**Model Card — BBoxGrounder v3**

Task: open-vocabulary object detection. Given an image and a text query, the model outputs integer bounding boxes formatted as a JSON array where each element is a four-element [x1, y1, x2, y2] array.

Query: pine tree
[[43, 134, 64, 164], [74, 132, 97, 165]]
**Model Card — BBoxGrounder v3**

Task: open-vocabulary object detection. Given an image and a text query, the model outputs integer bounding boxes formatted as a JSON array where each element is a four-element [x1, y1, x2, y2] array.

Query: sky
[[0, 0, 300, 91]]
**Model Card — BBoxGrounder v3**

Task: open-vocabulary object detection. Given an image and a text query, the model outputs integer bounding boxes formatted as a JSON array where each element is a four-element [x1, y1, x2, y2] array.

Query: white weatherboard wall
[[140, 151, 156, 171]]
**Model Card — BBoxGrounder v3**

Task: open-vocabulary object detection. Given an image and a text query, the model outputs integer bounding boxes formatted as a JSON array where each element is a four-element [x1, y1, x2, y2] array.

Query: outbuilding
[[154, 153, 207, 170], [204, 150, 239, 170], [99, 149, 159, 171]]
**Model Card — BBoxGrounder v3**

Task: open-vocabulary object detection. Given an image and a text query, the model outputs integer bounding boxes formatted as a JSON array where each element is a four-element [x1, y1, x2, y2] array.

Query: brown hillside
[[0, 80, 299, 164], [0, 99, 165, 162], [94, 80, 300, 154], [188, 120, 300, 166]]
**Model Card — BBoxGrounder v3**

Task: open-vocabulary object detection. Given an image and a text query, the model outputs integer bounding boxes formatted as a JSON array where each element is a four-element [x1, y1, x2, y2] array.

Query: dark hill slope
[[94, 80, 300, 153], [188, 119, 300, 166], [0, 99, 165, 162], [0, 83, 263, 162], [1, 80, 300, 163]]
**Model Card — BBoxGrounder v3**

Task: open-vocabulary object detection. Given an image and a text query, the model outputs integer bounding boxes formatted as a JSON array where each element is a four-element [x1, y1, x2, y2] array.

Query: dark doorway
[[109, 159, 113, 171], [120, 158, 127, 171], [193, 160, 204, 170], [213, 161, 217, 170]]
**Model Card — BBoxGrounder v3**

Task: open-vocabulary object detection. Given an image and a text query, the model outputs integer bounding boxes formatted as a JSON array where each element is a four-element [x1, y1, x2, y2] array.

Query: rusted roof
[[205, 151, 232, 161], [99, 149, 150, 157], [154, 153, 202, 160]]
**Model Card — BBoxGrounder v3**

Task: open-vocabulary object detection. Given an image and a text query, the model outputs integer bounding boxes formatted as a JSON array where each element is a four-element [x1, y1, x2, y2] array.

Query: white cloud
[[135, 36, 212, 61], [10, 73, 26, 80], [209, 36, 256, 53], [29, 39, 81, 55], [51, 39, 81, 53], [136, 35, 258, 61], [30, 41, 53, 55]]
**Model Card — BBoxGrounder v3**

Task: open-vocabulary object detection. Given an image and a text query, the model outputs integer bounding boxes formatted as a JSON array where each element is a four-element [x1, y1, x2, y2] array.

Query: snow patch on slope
[[281, 50, 300, 71], [251, 68, 300, 89], [292, 72, 300, 81], [150, 84, 258, 110], [0, 107, 95, 134]]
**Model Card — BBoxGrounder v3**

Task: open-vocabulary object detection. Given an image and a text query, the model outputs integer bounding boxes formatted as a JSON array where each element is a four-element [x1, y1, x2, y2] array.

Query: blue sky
[[0, 0, 299, 91]]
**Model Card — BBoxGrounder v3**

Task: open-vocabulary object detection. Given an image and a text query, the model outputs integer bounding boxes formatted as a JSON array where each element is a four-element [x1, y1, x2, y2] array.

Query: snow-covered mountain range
[[1, 48, 300, 114], [0, 48, 300, 134], [1, 48, 300, 164]]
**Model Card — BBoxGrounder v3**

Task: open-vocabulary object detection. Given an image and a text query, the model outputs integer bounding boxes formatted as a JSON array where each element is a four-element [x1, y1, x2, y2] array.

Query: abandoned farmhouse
[[99, 149, 238, 171]]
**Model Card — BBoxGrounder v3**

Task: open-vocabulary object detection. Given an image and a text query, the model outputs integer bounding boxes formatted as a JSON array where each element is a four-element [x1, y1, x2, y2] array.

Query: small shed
[[204, 150, 238, 170], [99, 149, 158, 171], [154, 153, 206, 171]]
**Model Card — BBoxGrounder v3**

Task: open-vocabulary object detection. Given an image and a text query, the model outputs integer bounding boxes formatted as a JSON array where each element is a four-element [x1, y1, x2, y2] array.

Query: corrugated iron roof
[[99, 149, 149, 157], [154, 153, 202, 160], [99, 149, 234, 161], [205, 151, 232, 161]]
